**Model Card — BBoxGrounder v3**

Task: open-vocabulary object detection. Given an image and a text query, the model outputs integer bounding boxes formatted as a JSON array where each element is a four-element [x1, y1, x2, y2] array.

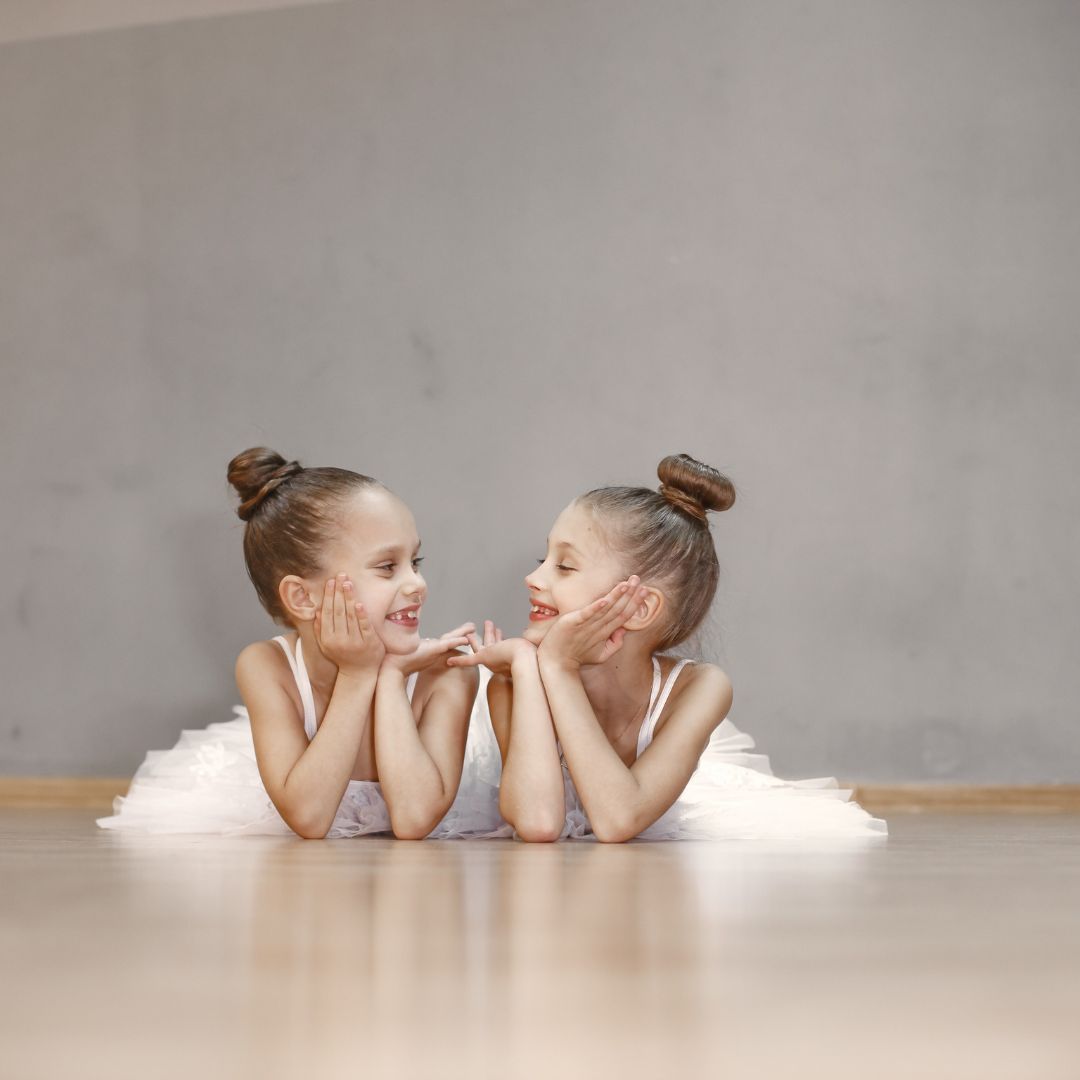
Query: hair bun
[[657, 454, 735, 522], [227, 447, 303, 521]]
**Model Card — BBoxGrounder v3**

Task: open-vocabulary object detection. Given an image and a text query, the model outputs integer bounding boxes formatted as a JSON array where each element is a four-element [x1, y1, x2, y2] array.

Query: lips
[[529, 602, 558, 622], [386, 604, 420, 629]]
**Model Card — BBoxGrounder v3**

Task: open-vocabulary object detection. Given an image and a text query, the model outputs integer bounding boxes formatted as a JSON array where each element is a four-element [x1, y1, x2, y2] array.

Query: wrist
[[377, 661, 410, 684], [537, 648, 580, 676], [333, 666, 379, 689], [510, 648, 540, 679]]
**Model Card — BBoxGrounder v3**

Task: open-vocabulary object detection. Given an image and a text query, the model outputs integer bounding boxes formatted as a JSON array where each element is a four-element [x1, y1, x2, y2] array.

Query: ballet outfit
[[97, 635, 505, 838], [558, 657, 887, 840], [99, 638, 884, 841]]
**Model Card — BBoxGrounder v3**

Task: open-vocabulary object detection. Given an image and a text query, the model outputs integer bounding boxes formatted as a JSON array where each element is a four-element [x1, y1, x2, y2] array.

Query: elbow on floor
[[288, 814, 332, 840], [513, 814, 564, 844], [389, 812, 437, 841], [590, 816, 638, 844]]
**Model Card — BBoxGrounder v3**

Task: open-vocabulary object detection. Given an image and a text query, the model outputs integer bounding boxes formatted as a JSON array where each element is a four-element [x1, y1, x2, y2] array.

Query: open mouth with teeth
[[529, 603, 559, 622], [386, 605, 420, 630]]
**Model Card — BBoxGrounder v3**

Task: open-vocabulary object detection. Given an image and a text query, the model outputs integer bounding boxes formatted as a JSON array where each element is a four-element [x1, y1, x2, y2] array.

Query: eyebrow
[[549, 539, 582, 555], [370, 541, 422, 559]]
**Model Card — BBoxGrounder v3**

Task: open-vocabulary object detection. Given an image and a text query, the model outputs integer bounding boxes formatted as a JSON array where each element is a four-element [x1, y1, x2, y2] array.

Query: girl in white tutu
[[449, 454, 887, 842], [98, 448, 504, 839]]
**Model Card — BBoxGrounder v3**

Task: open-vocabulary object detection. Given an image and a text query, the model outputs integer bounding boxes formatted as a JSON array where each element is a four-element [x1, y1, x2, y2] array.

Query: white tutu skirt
[[97, 675, 507, 840], [561, 720, 888, 841], [98, 668, 884, 842]]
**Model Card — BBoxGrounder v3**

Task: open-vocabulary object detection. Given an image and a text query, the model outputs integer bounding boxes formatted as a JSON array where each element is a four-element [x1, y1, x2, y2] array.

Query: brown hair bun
[[657, 454, 736, 522], [227, 447, 304, 521]]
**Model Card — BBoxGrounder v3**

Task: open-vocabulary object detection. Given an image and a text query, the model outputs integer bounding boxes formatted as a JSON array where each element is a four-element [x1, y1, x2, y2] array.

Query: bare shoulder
[[674, 660, 732, 700], [655, 659, 733, 737], [234, 637, 305, 727], [235, 638, 290, 687]]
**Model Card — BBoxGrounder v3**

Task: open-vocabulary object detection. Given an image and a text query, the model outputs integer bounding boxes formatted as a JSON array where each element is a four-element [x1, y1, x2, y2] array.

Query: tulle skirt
[[561, 720, 888, 841], [97, 670, 885, 841], [96, 679, 507, 839]]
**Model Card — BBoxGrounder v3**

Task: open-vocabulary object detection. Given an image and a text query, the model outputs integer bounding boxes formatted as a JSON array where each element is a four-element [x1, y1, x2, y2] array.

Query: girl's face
[[308, 488, 427, 655], [522, 500, 627, 645]]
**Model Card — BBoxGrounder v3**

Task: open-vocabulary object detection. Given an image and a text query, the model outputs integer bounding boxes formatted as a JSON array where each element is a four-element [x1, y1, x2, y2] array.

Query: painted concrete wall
[[2, 1, 1078, 781]]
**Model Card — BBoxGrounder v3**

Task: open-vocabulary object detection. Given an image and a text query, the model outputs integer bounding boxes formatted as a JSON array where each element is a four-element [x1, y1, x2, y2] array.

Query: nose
[[524, 565, 543, 591], [405, 564, 426, 598]]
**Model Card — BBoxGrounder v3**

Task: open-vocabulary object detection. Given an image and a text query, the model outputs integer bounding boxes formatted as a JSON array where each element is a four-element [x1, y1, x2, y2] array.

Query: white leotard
[[635, 656, 694, 758]]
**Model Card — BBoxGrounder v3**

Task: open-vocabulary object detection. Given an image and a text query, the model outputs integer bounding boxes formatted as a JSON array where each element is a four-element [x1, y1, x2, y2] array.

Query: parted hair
[[577, 454, 736, 649], [227, 447, 380, 623]]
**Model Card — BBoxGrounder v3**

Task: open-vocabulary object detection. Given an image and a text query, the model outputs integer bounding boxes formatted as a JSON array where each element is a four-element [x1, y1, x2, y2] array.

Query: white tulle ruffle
[[97, 679, 508, 839], [561, 718, 887, 841]]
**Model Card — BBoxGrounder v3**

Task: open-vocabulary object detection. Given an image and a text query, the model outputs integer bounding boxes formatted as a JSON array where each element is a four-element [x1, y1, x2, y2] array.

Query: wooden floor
[[1, 811, 1078, 1080]]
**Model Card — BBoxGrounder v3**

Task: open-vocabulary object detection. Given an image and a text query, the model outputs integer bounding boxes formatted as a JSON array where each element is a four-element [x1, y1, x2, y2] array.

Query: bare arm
[[239, 576, 383, 839], [373, 625, 475, 839], [538, 654, 731, 842], [450, 625, 566, 842], [374, 658, 476, 840], [536, 578, 733, 842]]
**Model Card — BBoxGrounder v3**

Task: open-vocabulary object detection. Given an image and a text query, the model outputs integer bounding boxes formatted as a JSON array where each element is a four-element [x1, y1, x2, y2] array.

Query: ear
[[278, 575, 318, 623], [621, 585, 665, 634]]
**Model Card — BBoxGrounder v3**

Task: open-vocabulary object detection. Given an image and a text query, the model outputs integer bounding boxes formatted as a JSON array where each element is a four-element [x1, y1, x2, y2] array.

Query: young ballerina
[[449, 453, 887, 842], [98, 448, 504, 840]]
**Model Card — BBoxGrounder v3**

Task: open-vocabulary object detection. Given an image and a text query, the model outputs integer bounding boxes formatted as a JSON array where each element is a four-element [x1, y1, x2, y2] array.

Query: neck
[[578, 637, 656, 740], [291, 622, 340, 696]]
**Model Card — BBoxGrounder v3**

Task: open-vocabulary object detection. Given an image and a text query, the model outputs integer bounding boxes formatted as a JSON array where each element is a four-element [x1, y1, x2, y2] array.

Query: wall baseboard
[[1, 778, 1079, 813], [0, 778, 130, 809], [850, 785, 1080, 814]]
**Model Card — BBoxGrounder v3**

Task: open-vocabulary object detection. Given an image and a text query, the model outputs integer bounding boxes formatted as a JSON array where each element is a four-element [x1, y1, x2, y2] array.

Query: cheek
[[351, 580, 394, 622]]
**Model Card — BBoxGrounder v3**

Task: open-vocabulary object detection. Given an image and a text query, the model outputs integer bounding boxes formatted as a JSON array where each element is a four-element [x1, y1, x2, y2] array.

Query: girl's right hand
[[537, 577, 645, 669], [445, 620, 536, 676], [313, 574, 386, 675]]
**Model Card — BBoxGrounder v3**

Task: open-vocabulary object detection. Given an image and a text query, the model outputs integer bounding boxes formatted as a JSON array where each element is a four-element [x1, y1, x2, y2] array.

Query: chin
[[382, 629, 421, 655], [522, 624, 548, 646]]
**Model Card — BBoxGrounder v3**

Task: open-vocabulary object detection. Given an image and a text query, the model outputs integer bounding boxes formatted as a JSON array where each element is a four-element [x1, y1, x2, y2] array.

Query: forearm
[[537, 657, 646, 841], [280, 670, 378, 837], [500, 655, 566, 840], [373, 669, 449, 839]]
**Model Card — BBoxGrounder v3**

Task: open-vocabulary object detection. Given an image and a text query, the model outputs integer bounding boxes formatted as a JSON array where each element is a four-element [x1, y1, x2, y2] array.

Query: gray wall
[[2, 1, 1078, 782]]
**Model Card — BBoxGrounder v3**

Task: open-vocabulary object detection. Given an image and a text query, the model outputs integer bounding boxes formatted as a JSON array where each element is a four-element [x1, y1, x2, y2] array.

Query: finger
[[354, 602, 370, 639], [599, 579, 640, 629], [484, 620, 495, 648], [442, 622, 475, 641], [495, 626, 503, 643], [342, 579, 357, 635], [332, 574, 347, 633], [323, 577, 337, 635], [573, 595, 612, 625], [446, 651, 483, 668], [465, 631, 483, 653], [433, 636, 470, 653]]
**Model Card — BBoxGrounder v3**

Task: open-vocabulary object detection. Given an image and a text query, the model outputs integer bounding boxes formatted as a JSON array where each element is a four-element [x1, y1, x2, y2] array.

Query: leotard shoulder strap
[[635, 656, 694, 758], [273, 636, 318, 739]]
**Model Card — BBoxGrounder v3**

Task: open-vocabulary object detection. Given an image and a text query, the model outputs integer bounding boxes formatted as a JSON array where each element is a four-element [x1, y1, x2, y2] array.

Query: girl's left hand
[[380, 623, 475, 678], [445, 620, 536, 676], [538, 576, 647, 669]]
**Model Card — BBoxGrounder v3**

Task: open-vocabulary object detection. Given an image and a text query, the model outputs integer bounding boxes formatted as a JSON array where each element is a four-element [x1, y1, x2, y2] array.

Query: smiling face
[[305, 488, 426, 654], [522, 500, 629, 645]]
